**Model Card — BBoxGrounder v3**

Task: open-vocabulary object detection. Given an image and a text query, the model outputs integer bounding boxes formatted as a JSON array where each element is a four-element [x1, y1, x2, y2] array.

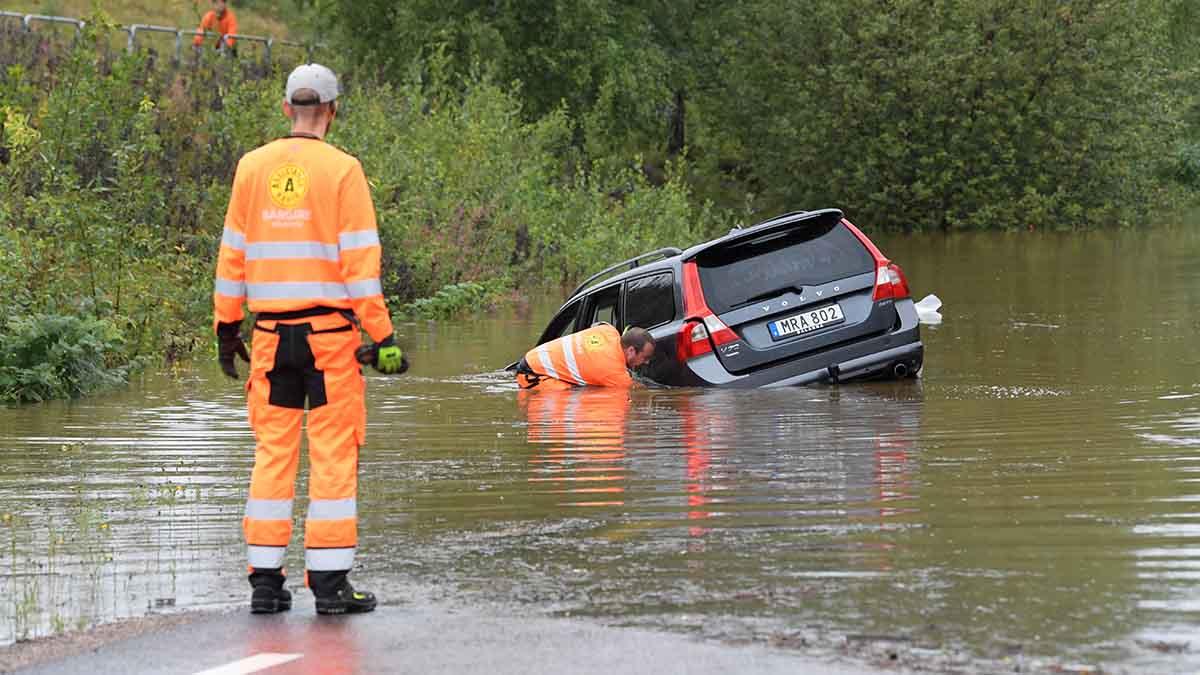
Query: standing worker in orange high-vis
[[213, 63, 408, 616], [515, 325, 655, 390], [193, 0, 238, 52]]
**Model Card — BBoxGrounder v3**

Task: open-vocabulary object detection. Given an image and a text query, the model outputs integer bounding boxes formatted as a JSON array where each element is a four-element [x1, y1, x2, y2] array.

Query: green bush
[[395, 281, 507, 320], [0, 314, 133, 403], [1177, 142, 1200, 189]]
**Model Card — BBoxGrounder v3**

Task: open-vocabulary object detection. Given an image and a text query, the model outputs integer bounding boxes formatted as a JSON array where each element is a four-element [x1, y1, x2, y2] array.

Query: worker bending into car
[[213, 63, 406, 617], [515, 324, 654, 390]]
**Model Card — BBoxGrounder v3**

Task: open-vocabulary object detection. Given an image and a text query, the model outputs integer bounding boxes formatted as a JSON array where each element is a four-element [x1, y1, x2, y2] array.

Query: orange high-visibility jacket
[[193, 9, 237, 48], [520, 324, 633, 388], [213, 137, 394, 343]]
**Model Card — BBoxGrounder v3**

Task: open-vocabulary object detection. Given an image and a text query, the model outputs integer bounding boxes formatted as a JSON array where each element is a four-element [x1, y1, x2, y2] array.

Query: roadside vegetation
[[1, 2, 1199, 403]]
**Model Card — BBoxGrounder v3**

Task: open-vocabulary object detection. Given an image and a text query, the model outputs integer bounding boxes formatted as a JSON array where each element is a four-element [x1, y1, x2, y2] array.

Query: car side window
[[624, 272, 675, 330], [584, 285, 622, 329], [539, 300, 581, 344]]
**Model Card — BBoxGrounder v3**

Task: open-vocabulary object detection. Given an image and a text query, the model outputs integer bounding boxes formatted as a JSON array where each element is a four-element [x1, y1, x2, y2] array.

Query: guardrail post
[[265, 38, 273, 69]]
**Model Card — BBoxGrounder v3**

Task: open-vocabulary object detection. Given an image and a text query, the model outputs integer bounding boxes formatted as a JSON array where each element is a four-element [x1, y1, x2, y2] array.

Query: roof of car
[[565, 208, 845, 304]]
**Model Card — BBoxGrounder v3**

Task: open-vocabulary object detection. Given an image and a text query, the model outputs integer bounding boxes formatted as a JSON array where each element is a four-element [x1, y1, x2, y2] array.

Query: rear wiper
[[732, 287, 797, 309]]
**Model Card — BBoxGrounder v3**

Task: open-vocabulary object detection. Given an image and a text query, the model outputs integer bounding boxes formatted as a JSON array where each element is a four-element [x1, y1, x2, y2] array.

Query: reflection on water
[[522, 388, 631, 508], [2, 226, 1200, 673]]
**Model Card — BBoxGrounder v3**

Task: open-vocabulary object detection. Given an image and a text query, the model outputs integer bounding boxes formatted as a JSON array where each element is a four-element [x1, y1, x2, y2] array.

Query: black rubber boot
[[248, 568, 292, 614], [309, 571, 377, 615]]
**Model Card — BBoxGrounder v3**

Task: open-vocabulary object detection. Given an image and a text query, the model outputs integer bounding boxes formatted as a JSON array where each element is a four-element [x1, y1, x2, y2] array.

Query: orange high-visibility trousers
[[242, 311, 365, 577]]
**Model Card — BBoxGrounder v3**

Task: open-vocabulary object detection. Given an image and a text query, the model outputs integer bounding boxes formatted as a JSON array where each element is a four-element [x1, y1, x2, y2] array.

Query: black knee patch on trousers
[[266, 323, 328, 410]]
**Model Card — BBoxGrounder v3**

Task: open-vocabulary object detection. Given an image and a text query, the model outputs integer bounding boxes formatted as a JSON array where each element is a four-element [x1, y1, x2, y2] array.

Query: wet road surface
[[15, 585, 878, 675]]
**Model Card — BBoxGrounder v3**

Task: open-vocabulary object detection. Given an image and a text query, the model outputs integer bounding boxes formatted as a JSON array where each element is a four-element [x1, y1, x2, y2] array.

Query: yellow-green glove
[[355, 336, 410, 375]]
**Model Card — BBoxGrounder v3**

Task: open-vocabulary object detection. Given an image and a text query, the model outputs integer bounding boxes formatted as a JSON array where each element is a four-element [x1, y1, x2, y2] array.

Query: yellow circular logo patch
[[585, 334, 604, 351], [268, 164, 310, 208]]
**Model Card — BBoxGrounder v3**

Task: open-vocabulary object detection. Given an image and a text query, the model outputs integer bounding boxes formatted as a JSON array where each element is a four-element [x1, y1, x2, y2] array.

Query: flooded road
[[1, 226, 1199, 673]]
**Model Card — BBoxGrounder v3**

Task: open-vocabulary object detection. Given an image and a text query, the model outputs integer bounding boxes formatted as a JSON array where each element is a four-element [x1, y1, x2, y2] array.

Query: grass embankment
[[0, 18, 726, 404]]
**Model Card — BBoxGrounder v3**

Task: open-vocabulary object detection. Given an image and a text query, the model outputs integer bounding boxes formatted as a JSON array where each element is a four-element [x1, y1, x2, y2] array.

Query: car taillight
[[842, 218, 911, 303], [872, 262, 911, 301], [678, 319, 712, 360], [678, 262, 739, 362]]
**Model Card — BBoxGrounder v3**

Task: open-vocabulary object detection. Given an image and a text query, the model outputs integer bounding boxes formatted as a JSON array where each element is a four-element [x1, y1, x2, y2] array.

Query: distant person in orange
[[213, 63, 406, 616], [515, 324, 654, 390], [193, 0, 238, 52]]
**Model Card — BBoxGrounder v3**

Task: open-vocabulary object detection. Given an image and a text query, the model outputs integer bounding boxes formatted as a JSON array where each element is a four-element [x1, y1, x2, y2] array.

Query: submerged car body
[[517, 208, 923, 388]]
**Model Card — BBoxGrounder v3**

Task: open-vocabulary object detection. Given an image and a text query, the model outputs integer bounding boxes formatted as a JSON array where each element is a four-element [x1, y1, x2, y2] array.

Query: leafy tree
[[319, 0, 680, 156], [704, 0, 1195, 229]]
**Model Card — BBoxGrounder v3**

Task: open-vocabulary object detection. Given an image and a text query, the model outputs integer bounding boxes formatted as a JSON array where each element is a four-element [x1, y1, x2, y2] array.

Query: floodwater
[[1, 226, 1199, 673]]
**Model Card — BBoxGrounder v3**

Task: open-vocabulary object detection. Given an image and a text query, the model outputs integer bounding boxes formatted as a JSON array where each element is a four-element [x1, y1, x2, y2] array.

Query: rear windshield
[[696, 221, 873, 314]]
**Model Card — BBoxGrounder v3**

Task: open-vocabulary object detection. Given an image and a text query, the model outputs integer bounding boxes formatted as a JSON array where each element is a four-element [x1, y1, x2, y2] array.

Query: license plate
[[768, 303, 845, 340]]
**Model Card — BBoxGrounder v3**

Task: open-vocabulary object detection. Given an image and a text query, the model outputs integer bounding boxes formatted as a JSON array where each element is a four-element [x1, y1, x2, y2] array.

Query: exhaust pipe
[[893, 362, 909, 378]]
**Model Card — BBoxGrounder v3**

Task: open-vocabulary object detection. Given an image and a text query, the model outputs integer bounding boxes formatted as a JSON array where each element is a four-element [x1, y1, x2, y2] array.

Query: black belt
[[254, 306, 357, 335], [256, 306, 347, 321]]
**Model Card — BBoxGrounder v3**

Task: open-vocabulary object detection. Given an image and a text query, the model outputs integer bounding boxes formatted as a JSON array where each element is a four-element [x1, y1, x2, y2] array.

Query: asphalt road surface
[[10, 599, 886, 675]]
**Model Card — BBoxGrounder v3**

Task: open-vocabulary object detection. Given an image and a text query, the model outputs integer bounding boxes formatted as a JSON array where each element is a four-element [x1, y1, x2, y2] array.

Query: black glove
[[355, 335, 410, 375], [217, 321, 250, 379]]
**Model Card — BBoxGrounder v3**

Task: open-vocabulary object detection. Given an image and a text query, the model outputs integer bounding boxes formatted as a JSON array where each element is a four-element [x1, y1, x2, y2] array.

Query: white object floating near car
[[914, 294, 942, 325]]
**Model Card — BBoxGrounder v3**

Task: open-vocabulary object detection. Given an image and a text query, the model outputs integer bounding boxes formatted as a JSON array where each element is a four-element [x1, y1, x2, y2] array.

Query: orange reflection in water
[[680, 396, 716, 538], [520, 387, 631, 507]]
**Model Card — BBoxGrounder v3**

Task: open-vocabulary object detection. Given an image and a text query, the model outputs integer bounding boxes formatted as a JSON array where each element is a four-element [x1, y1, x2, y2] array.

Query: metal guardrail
[[0, 11, 86, 34], [1, 11, 317, 64], [23, 14, 86, 34]]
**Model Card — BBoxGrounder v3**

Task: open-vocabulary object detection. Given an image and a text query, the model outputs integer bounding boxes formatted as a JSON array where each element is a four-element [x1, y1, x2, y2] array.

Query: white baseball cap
[[285, 63, 339, 104]]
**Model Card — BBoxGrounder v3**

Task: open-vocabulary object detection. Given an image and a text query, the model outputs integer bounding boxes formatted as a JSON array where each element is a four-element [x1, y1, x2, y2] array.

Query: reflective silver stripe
[[565, 391, 583, 436], [221, 228, 245, 250], [346, 278, 382, 298], [246, 281, 349, 301], [245, 498, 293, 521], [214, 277, 246, 297], [248, 545, 286, 568], [536, 347, 560, 380], [561, 333, 584, 384], [306, 547, 355, 571], [245, 241, 339, 261], [307, 497, 356, 521], [339, 230, 380, 250]]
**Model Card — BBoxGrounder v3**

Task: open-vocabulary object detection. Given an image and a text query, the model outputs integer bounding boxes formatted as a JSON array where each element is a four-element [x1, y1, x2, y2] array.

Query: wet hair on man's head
[[620, 327, 654, 353], [289, 88, 322, 107], [289, 88, 334, 122]]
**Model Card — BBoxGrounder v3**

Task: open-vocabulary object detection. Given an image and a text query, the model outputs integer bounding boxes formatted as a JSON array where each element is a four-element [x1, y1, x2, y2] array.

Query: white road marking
[[193, 652, 303, 675]]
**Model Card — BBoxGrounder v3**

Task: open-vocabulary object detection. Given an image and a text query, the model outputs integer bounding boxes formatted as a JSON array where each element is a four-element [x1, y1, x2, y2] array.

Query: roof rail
[[569, 247, 682, 298], [754, 210, 808, 226]]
